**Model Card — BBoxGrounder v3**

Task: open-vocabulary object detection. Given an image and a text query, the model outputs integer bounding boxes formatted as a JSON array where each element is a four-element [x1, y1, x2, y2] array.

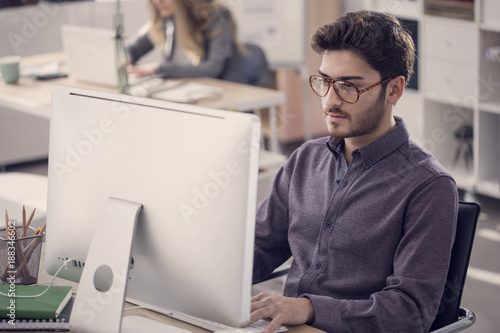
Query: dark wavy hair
[[311, 10, 416, 86]]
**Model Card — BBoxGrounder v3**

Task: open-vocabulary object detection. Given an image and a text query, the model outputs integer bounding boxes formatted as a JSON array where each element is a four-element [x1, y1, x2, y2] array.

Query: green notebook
[[0, 285, 72, 320]]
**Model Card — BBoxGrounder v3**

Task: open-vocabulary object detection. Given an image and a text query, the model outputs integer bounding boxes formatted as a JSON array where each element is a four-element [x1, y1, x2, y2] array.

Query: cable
[[123, 304, 174, 316], [0, 259, 74, 299], [123, 305, 145, 312]]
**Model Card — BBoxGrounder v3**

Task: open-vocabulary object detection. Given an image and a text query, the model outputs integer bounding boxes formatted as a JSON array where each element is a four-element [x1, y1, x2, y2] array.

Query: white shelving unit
[[364, 0, 500, 199]]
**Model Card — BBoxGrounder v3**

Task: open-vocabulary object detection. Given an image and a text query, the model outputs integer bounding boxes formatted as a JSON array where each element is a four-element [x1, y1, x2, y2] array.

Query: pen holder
[[0, 226, 45, 285]]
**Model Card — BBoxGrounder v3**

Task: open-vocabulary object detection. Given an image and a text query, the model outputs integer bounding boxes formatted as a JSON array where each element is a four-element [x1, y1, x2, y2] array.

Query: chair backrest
[[241, 43, 274, 87], [429, 201, 480, 331]]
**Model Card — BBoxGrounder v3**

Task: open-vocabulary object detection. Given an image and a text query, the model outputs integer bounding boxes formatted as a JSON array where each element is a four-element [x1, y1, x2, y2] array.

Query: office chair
[[429, 201, 480, 332], [241, 43, 274, 87], [254, 201, 480, 333], [240, 43, 275, 150]]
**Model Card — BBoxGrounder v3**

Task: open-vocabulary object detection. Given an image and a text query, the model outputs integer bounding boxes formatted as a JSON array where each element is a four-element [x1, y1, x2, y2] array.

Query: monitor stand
[[69, 197, 189, 333]]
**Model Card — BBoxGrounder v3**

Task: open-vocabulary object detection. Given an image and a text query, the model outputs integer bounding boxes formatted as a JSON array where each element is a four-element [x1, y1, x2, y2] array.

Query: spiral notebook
[[0, 317, 70, 331], [0, 294, 72, 331]]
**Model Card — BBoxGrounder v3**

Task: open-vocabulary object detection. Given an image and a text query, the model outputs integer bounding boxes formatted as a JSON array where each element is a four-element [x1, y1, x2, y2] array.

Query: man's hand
[[250, 292, 314, 333]]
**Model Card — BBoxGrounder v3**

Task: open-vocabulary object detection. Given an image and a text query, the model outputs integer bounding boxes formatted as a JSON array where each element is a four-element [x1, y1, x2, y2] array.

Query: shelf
[[480, 102, 500, 115], [424, 0, 474, 22], [478, 29, 500, 107], [448, 169, 476, 193], [423, 100, 474, 186], [476, 180, 500, 199], [367, 0, 500, 200], [477, 112, 500, 191], [480, 23, 500, 33], [424, 93, 477, 108], [482, 0, 500, 32], [423, 14, 476, 28]]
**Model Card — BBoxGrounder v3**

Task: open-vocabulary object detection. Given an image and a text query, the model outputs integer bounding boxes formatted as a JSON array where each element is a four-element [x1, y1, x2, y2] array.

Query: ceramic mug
[[0, 56, 21, 84]]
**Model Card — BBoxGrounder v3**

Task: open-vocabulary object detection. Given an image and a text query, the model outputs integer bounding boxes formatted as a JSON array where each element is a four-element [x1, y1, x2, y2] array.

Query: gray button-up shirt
[[253, 116, 458, 333]]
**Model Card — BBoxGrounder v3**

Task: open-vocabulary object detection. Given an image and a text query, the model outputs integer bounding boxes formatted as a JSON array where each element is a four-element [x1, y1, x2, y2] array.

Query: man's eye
[[338, 81, 355, 89]]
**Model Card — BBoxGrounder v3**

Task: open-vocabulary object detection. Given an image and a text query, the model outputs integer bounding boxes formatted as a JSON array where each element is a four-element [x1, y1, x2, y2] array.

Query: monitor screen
[[45, 86, 261, 329]]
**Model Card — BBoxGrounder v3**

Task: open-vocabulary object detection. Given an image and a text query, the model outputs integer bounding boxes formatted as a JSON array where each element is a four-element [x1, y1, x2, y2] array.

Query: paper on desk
[[150, 82, 223, 103], [20, 61, 60, 77]]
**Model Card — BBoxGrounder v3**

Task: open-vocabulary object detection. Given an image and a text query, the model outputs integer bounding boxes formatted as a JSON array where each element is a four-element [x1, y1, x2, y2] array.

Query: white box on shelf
[[424, 60, 475, 102], [371, 0, 421, 19], [482, 0, 500, 30], [424, 21, 476, 64]]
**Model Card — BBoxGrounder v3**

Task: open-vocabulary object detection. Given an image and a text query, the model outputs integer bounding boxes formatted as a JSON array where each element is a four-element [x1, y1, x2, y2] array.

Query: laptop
[[61, 25, 177, 94], [61, 25, 119, 87]]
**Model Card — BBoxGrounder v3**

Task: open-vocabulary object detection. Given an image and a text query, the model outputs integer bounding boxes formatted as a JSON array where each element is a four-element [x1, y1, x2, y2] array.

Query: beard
[[324, 88, 387, 139]]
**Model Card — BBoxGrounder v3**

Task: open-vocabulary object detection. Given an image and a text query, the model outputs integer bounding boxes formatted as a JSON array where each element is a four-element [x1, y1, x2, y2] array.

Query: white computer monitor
[[45, 86, 261, 331]]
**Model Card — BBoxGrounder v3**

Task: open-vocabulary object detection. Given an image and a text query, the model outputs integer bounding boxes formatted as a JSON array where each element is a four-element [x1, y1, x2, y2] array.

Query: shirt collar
[[326, 116, 410, 169]]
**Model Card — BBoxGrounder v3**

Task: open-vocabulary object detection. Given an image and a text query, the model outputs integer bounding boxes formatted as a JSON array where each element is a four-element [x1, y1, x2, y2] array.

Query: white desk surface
[[1, 52, 285, 153], [33, 245, 323, 333], [0, 52, 285, 118]]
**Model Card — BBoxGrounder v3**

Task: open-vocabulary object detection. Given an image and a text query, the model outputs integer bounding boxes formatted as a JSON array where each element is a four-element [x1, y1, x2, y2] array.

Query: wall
[[225, 0, 306, 70], [0, 0, 341, 145], [0, 0, 151, 167], [0, 0, 150, 58], [277, 0, 341, 142], [342, 0, 363, 13]]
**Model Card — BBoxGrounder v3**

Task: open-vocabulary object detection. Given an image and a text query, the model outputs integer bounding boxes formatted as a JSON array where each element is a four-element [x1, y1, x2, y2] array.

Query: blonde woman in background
[[126, 0, 246, 83]]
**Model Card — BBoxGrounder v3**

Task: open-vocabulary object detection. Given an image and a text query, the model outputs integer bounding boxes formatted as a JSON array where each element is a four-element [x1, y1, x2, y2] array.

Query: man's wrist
[[300, 297, 315, 324]]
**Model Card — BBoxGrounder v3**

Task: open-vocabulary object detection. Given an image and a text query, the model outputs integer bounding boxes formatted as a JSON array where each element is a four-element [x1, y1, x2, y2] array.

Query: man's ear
[[386, 76, 405, 105]]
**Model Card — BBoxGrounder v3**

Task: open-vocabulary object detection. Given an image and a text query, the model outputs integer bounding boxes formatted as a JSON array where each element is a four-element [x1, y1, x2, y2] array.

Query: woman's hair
[[148, 0, 240, 65], [311, 10, 416, 86]]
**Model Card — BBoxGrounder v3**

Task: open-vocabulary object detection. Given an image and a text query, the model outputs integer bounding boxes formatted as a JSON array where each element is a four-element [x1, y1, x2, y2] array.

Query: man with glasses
[[250, 10, 458, 333]]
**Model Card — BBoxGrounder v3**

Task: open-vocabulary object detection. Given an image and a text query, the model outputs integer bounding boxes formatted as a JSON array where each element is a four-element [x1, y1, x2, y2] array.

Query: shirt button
[[336, 179, 341, 185], [325, 221, 332, 228], [315, 262, 322, 269], [366, 159, 371, 164]]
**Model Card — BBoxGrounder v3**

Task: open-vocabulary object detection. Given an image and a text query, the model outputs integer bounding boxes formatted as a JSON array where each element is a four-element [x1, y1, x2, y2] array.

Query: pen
[[35, 221, 47, 235]]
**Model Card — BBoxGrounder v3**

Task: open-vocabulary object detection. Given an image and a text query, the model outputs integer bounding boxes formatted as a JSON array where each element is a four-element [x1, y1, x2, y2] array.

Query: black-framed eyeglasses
[[309, 75, 393, 104]]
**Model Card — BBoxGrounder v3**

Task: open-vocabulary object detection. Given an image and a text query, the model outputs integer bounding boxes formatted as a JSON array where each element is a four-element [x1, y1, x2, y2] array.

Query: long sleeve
[[126, 27, 155, 65], [253, 118, 458, 333], [156, 8, 240, 81], [253, 166, 294, 283], [304, 176, 458, 333]]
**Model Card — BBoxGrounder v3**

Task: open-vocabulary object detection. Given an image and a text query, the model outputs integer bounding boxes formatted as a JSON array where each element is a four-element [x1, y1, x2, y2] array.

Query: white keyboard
[[128, 76, 180, 97], [164, 310, 287, 333], [240, 319, 288, 332], [197, 318, 287, 333]]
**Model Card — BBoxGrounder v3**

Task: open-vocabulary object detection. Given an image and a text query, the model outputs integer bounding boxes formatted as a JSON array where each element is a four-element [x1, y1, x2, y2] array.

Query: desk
[[179, 77, 284, 153], [0, 52, 285, 167], [32, 246, 323, 333]]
